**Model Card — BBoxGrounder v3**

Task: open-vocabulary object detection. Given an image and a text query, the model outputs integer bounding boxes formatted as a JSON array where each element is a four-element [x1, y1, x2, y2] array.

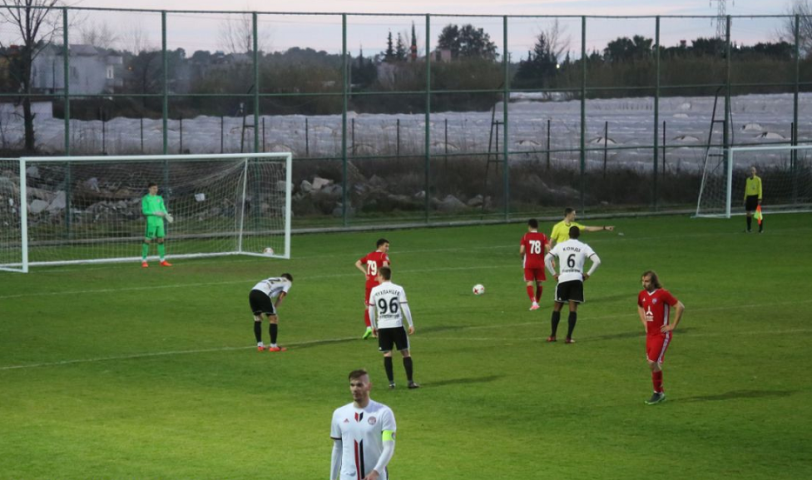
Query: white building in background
[[30, 44, 123, 95]]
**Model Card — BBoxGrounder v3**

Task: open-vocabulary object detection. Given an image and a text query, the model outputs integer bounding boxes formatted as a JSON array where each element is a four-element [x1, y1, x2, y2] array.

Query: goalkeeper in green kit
[[141, 182, 173, 268]]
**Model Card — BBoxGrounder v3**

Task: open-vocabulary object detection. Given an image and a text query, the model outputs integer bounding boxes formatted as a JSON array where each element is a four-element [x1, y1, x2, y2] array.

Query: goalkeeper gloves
[[154, 211, 165, 217], [165, 213, 174, 223]]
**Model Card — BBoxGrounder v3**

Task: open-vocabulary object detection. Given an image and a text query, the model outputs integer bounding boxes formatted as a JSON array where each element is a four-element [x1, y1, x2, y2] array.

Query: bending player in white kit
[[368, 266, 419, 389], [248, 273, 293, 352], [330, 369, 398, 480], [544, 226, 601, 343]]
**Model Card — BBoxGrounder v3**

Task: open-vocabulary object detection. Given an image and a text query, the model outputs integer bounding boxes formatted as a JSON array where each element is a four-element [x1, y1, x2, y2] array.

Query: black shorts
[[745, 195, 759, 212], [555, 280, 584, 303], [378, 326, 410, 352], [249, 289, 276, 316]]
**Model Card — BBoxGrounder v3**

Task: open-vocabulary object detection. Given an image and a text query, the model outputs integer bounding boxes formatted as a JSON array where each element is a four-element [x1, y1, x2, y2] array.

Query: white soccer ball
[[262, 247, 275, 255], [472, 284, 485, 295]]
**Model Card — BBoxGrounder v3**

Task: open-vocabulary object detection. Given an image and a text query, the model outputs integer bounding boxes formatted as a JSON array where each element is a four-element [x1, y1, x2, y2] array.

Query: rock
[[368, 175, 388, 189], [275, 180, 288, 192], [312, 176, 332, 190], [84, 177, 100, 192], [414, 190, 426, 200], [467, 194, 484, 207], [47, 191, 66, 212], [300, 180, 313, 194], [26, 166, 40, 179], [437, 194, 467, 212], [29, 199, 49, 214], [333, 205, 355, 217]]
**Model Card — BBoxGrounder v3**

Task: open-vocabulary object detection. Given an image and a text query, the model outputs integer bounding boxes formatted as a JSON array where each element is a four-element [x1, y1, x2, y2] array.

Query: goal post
[[1, 152, 292, 272], [694, 144, 812, 219]]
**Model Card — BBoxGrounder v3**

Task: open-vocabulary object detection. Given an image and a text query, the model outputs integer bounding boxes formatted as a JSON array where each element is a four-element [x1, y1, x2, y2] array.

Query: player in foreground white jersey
[[248, 273, 293, 352], [330, 369, 397, 480], [368, 266, 419, 389], [544, 226, 601, 343]]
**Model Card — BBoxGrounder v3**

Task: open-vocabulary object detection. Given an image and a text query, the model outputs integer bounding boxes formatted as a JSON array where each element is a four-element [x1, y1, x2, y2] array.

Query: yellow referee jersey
[[744, 175, 762, 200], [550, 220, 584, 245]]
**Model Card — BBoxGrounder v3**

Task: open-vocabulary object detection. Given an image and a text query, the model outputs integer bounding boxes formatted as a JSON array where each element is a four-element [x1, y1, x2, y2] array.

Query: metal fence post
[[653, 16, 660, 211], [502, 15, 510, 221], [793, 14, 800, 204], [580, 16, 587, 213], [62, 8, 71, 238], [253, 12, 260, 154], [341, 14, 348, 226], [424, 14, 432, 223]]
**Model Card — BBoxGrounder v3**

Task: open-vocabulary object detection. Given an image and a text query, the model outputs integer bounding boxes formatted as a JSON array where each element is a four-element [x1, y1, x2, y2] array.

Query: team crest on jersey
[[653, 298, 658, 304], [368, 416, 377, 425]]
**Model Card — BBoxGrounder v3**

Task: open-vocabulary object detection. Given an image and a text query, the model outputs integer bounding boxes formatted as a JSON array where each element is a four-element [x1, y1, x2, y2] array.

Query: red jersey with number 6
[[638, 289, 679, 336], [360, 251, 390, 287], [521, 232, 548, 269]]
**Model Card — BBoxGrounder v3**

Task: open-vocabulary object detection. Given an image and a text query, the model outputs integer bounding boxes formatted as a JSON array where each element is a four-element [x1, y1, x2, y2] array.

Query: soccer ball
[[472, 284, 485, 295], [262, 247, 274, 255]]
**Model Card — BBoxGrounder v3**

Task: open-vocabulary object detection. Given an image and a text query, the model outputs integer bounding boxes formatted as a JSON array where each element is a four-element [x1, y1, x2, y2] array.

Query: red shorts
[[364, 281, 379, 303], [646, 332, 672, 364], [524, 267, 546, 282]]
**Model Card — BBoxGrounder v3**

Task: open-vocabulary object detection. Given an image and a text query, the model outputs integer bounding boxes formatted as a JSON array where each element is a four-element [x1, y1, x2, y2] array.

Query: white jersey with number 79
[[368, 282, 409, 329], [547, 239, 597, 283]]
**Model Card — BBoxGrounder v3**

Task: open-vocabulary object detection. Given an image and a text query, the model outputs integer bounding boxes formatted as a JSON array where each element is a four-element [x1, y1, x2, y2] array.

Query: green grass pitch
[[1, 214, 811, 479]]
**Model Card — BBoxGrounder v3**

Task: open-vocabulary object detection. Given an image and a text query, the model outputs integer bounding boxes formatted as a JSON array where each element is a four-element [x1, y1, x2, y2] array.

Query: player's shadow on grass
[[429, 375, 502, 388], [676, 390, 798, 403], [293, 337, 358, 350], [419, 325, 471, 334]]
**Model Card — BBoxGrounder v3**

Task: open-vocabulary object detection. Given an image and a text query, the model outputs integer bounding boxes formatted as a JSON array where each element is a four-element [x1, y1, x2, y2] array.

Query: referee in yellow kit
[[744, 166, 763, 233], [550, 207, 614, 247]]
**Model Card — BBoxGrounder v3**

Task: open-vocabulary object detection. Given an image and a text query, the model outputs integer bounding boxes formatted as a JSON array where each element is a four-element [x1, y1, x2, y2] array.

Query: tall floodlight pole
[[710, 0, 732, 39]]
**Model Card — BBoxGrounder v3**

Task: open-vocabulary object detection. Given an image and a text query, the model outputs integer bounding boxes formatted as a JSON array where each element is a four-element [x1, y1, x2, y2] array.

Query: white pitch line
[[0, 264, 515, 300], [3, 299, 812, 372]]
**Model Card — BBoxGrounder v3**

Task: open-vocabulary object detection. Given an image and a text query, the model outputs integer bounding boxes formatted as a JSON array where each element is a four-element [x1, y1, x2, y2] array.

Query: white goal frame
[[694, 144, 812, 219], [1, 152, 291, 273]]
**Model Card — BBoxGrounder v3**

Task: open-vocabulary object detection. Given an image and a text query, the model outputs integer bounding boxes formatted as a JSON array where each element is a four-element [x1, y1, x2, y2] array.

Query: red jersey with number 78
[[360, 251, 390, 285], [521, 232, 548, 269], [638, 289, 679, 336]]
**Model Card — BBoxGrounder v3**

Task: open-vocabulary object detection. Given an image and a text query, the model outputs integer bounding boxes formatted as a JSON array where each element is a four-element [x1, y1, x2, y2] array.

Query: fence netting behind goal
[[0, 159, 23, 271], [696, 146, 812, 217], [20, 156, 287, 266]]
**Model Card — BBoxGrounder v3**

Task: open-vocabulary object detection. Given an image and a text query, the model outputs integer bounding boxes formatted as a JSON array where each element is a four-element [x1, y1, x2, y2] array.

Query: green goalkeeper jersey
[[142, 194, 168, 224]]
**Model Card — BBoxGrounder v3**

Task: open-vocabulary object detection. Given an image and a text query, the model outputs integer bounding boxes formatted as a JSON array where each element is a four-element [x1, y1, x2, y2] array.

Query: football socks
[[270, 323, 278, 345], [566, 312, 577, 339], [384, 357, 394, 383], [652, 370, 664, 393], [157, 243, 165, 259], [254, 321, 262, 343], [526, 285, 535, 301], [403, 357, 414, 382], [550, 311, 561, 337]]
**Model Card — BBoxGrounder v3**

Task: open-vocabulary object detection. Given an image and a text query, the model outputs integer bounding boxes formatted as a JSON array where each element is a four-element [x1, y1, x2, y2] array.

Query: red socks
[[652, 370, 664, 393], [526, 286, 535, 301], [364, 309, 371, 328], [535, 285, 543, 302]]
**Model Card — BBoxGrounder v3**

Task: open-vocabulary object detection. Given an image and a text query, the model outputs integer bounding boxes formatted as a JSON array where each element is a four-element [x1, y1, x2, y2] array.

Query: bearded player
[[637, 270, 686, 405]]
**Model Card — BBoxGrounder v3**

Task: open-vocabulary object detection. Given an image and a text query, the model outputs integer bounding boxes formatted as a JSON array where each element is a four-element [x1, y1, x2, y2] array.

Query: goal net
[[694, 145, 812, 218], [0, 153, 291, 273]]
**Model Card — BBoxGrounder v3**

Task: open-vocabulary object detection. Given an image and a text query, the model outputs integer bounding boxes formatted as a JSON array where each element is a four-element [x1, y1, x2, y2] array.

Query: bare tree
[[0, 0, 63, 152], [121, 24, 153, 55], [78, 19, 118, 51], [217, 11, 272, 54], [541, 19, 570, 63], [779, 0, 812, 58]]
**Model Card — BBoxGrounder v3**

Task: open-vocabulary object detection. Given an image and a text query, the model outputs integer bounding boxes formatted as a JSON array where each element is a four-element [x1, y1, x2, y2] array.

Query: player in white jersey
[[544, 226, 601, 344], [248, 273, 293, 352], [368, 266, 419, 389], [331, 369, 397, 480]]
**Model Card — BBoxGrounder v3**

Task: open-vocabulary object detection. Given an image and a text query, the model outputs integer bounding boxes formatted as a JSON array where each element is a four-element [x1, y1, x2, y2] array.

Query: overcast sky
[[20, 1, 800, 57]]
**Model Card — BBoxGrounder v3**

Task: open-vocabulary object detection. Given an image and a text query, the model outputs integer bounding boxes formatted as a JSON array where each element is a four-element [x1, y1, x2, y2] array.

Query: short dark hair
[[564, 207, 575, 216], [348, 369, 369, 381], [569, 225, 581, 239], [528, 218, 539, 229], [379, 266, 392, 280], [642, 270, 662, 289], [281, 273, 293, 282], [147, 182, 157, 188], [376, 238, 389, 247]]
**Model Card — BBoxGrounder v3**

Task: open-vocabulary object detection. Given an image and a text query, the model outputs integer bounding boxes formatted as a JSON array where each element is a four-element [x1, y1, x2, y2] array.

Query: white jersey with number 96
[[368, 282, 408, 329]]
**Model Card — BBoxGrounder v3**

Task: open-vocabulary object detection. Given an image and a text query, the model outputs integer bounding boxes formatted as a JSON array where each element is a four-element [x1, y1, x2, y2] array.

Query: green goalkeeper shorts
[[145, 220, 166, 239]]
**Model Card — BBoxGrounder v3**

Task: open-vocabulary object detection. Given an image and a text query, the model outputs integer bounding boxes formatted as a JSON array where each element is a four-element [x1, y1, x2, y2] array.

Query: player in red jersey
[[637, 270, 685, 405], [355, 238, 391, 339], [519, 219, 551, 311]]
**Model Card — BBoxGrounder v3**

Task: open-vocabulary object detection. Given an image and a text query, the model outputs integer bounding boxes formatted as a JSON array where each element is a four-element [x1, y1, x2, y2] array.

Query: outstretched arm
[[583, 225, 613, 232]]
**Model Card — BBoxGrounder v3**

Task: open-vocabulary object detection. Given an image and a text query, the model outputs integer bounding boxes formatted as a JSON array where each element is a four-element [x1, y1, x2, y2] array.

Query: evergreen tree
[[385, 30, 395, 61], [410, 22, 418, 61], [395, 32, 407, 61]]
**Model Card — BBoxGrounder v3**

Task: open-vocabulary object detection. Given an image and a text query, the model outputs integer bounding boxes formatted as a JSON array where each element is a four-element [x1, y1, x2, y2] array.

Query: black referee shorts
[[745, 195, 759, 212]]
